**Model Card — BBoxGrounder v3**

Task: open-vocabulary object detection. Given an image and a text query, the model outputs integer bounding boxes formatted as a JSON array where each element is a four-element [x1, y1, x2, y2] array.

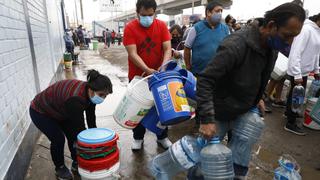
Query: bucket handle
[[128, 74, 153, 92]]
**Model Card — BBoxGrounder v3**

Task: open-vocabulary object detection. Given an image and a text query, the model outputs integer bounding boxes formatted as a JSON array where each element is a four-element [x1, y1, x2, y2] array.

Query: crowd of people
[[103, 28, 122, 48], [34, 0, 320, 179]]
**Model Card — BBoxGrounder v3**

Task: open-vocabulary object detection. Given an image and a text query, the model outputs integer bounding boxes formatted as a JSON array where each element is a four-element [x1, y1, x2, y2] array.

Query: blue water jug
[[229, 107, 265, 167], [200, 137, 234, 180], [274, 156, 301, 180], [150, 135, 202, 180], [291, 85, 305, 114], [307, 80, 320, 98]]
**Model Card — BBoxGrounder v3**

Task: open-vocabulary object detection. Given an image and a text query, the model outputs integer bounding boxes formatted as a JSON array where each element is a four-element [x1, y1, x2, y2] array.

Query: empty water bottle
[[307, 80, 320, 98], [291, 85, 305, 114], [200, 137, 234, 180], [150, 135, 202, 180], [229, 107, 265, 167], [274, 155, 301, 180]]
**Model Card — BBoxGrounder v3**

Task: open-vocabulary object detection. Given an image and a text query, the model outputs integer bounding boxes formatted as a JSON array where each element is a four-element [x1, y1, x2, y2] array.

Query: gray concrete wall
[[0, 0, 65, 179]]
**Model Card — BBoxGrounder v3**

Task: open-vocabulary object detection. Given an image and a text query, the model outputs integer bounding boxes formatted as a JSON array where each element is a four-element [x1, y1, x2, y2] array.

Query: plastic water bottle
[[307, 80, 320, 98], [229, 107, 265, 167], [150, 135, 202, 180], [200, 137, 234, 180], [274, 155, 301, 180], [291, 85, 305, 114]]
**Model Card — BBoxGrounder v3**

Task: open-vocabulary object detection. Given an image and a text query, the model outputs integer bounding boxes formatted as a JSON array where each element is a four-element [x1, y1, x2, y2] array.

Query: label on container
[[171, 140, 194, 169], [157, 85, 173, 112], [167, 82, 190, 113]]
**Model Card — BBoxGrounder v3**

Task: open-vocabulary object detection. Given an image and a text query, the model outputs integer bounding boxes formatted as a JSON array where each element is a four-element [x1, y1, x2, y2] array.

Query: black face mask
[[171, 37, 181, 43]]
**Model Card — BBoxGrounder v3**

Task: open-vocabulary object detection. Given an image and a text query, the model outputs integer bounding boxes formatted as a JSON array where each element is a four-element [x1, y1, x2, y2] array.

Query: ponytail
[[87, 69, 113, 93], [309, 13, 320, 23]]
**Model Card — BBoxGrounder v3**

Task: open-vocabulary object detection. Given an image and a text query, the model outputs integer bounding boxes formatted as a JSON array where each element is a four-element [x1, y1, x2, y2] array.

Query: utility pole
[[79, 0, 84, 25], [74, 0, 79, 26], [192, 0, 195, 14]]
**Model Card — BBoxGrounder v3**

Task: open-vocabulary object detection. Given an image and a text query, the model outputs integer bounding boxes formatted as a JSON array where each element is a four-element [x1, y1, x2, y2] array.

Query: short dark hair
[[87, 69, 113, 93], [205, 1, 223, 16], [169, 24, 183, 36], [225, 14, 233, 23], [309, 13, 320, 23], [263, 3, 306, 27], [136, 0, 157, 13]]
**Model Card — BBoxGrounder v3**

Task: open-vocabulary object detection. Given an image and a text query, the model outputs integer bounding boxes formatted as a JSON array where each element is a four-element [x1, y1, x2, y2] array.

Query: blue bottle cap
[[77, 128, 116, 144], [209, 136, 220, 144]]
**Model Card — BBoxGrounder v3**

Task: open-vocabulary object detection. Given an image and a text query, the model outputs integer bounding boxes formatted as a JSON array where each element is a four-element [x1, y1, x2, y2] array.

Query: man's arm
[[162, 40, 172, 64], [184, 47, 192, 70], [125, 45, 156, 75], [184, 27, 196, 71]]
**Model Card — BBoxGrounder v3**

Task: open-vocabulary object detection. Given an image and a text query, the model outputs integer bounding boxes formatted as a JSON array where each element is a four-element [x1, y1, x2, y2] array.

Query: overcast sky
[[65, 0, 319, 24]]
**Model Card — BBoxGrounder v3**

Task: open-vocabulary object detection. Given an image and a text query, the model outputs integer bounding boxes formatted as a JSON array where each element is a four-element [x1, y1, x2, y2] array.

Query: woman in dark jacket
[[29, 70, 112, 180]]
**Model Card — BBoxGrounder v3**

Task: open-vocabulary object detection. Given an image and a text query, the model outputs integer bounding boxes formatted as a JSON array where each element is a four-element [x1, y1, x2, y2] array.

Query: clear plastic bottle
[[229, 107, 265, 167], [307, 80, 320, 98], [291, 85, 305, 114], [200, 137, 234, 180], [149, 135, 202, 180], [274, 155, 301, 180]]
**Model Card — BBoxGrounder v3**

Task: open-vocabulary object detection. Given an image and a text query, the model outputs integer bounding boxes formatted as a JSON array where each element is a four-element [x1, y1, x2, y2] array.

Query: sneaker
[[71, 161, 78, 172], [284, 123, 307, 136], [272, 101, 286, 108], [157, 138, 172, 149], [264, 99, 273, 113], [55, 165, 73, 180], [131, 139, 144, 151]]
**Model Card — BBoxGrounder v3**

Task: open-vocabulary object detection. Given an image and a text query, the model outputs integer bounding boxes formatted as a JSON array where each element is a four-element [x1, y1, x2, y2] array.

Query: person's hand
[[294, 78, 303, 85], [186, 64, 192, 71], [314, 74, 320, 80], [199, 123, 217, 139], [257, 99, 266, 117], [145, 68, 157, 76], [173, 51, 182, 59]]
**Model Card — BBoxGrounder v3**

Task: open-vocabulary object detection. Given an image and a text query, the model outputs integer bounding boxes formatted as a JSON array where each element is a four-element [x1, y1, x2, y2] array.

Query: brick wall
[[0, 0, 64, 179]]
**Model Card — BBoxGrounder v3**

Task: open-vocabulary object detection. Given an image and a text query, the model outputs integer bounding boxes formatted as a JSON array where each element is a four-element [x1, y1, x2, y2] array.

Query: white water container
[[271, 53, 288, 80], [113, 76, 154, 129]]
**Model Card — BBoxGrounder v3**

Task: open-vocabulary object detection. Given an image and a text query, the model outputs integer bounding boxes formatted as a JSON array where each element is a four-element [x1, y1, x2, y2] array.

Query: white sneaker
[[157, 138, 172, 149], [131, 139, 144, 151]]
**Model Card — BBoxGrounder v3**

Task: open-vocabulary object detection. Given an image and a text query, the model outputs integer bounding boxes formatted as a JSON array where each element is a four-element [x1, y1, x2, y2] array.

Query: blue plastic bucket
[[179, 69, 197, 100], [141, 106, 166, 135], [148, 71, 191, 125], [165, 61, 182, 71]]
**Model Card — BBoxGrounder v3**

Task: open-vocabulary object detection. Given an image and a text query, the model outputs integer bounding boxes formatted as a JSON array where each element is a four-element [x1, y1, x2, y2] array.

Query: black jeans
[[285, 76, 308, 125], [133, 122, 168, 140], [29, 107, 77, 168]]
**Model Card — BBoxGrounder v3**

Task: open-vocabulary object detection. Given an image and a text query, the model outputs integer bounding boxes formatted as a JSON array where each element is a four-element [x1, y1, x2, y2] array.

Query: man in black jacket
[[197, 3, 305, 179]]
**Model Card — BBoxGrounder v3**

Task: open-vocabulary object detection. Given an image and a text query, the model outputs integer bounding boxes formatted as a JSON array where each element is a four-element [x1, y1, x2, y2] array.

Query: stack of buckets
[[113, 60, 197, 134], [64, 52, 72, 69], [77, 128, 120, 180]]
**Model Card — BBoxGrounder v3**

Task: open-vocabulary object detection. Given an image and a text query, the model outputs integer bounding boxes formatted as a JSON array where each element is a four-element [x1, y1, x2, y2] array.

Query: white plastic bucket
[[271, 53, 288, 80], [113, 76, 154, 129], [79, 162, 120, 180]]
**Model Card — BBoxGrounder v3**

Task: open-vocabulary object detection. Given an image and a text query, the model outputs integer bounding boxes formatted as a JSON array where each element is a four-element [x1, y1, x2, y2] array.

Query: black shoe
[[71, 161, 78, 172], [55, 165, 73, 180], [284, 123, 307, 136], [272, 101, 286, 108], [264, 99, 273, 113]]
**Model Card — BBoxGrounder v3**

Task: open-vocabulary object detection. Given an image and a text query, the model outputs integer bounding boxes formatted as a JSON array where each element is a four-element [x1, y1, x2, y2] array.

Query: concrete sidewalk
[[25, 44, 320, 180]]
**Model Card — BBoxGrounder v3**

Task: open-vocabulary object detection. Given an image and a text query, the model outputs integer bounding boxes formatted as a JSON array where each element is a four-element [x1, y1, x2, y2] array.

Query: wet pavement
[[25, 43, 320, 180]]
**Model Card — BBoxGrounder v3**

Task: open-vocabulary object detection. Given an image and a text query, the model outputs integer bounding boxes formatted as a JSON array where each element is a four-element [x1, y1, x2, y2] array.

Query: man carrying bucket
[[196, 3, 305, 179], [123, 0, 173, 151]]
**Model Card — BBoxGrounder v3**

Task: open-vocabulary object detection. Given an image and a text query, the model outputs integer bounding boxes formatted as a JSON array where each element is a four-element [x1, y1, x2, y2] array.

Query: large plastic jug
[[307, 80, 320, 98], [274, 155, 301, 180], [150, 136, 202, 180], [229, 107, 265, 167], [200, 137, 234, 180], [291, 85, 305, 114]]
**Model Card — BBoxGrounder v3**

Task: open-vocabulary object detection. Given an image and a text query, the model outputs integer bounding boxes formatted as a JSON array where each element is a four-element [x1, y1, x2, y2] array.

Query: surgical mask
[[171, 37, 181, 43], [90, 93, 105, 104], [267, 35, 289, 51], [211, 13, 222, 24], [139, 16, 154, 28]]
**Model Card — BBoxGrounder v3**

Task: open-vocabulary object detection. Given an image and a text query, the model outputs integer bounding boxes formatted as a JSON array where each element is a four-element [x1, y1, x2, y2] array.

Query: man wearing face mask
[[29, 70, 113, 179], [123, 0, 172, 151], [285, 13, 320, 135], [196, 3, 305, 179], [63, 29, 75, 60], [184, 1, 230, 77]]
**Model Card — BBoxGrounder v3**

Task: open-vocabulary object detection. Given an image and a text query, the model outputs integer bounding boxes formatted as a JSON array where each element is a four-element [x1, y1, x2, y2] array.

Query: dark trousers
[[285, 76, 308, 125], [133, 123, 168, 140], [29, 107, 77, 168]]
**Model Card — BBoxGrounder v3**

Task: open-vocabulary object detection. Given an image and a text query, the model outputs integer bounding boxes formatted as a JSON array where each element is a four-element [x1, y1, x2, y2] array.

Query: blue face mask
[[211, 13, 222, 25], [139, 15, 154, 28], [90, 93, 105, 104], [267, 35, 289, 51]]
